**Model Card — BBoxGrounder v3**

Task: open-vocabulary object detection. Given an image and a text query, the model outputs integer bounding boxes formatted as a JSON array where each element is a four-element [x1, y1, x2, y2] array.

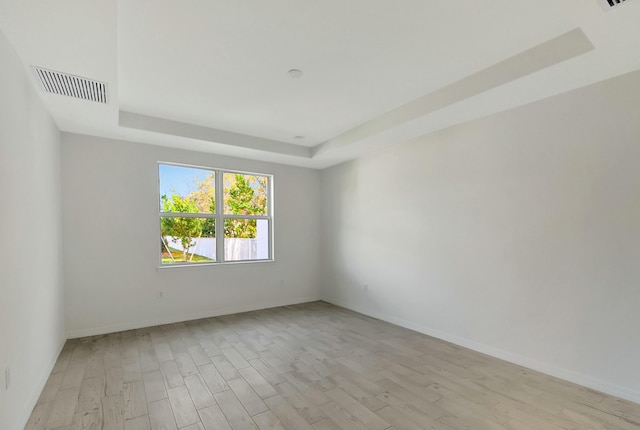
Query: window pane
[[224, 218, 269, 261], [223, 172, 268, 215], [161, 216, 216, 264], [159, 164, 215, 213]]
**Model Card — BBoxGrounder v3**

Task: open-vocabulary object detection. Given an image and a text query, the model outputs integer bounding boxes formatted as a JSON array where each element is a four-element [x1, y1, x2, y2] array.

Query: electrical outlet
[[5, 367, 10, 390]]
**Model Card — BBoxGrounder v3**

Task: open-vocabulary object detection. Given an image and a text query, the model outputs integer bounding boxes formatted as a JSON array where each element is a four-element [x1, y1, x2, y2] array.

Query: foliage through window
[[159, 163, 272, 265]]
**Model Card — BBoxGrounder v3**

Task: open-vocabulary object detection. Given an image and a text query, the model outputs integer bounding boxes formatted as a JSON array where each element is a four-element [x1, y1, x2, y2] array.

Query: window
[[159, 163, 272, 265]]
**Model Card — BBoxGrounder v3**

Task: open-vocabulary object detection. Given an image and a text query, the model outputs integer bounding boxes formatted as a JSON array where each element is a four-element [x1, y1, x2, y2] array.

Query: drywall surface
[[0, 29, 65, 430], [320, 70, 640, 402], [62, 134, 321, 337]]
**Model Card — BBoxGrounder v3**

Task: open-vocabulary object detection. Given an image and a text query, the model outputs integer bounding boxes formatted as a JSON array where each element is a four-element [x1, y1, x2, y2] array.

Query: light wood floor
[[25, 301, 640, 430]]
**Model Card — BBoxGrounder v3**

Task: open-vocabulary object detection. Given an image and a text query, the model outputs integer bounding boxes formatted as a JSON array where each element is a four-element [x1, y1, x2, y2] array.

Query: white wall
[[62, 134, 321, 338], [0, 29, 65, 430], [320, 70, 640, 402]]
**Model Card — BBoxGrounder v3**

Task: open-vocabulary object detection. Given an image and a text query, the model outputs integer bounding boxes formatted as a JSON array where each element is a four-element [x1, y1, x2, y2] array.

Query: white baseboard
[[15, 337, 66, 430], [322, 298, 640, 404], [66, 296, 321, 339]]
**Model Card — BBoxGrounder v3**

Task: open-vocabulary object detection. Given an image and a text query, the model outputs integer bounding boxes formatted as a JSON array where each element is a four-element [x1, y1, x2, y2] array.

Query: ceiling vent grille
[[599, 0, 631, 9], [33, 67, 108, 104]]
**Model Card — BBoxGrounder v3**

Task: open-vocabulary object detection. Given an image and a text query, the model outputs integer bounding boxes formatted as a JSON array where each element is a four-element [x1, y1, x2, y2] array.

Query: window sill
[[156, 259, 275, 270]]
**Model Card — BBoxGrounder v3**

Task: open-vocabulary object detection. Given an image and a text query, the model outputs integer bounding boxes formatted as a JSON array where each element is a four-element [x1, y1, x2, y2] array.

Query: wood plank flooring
[[25, 301, 640, 430]]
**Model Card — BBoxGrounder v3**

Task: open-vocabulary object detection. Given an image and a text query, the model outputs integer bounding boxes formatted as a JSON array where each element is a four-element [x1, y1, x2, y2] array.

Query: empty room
[[2, 1, 640, 429]]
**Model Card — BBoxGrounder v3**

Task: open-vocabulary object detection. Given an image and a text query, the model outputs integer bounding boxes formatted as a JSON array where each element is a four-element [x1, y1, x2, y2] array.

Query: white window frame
[[158, 162, 274, 267]]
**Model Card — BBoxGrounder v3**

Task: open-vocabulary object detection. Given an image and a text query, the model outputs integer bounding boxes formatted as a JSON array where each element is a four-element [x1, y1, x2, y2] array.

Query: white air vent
[[598, 0, 632, 9], [33, 67, 108, 103]]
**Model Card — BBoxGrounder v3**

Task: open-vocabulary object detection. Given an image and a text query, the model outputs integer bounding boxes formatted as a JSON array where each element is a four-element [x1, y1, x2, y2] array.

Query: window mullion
[[215, 169, 224, 262], [222, 214, 269, 220], [162, 212, 215, 219], [268, 175, 273, 260]]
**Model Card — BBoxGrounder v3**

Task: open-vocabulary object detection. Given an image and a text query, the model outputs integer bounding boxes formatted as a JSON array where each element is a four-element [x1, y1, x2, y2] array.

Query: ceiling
[[0, 0, 639, 168]]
